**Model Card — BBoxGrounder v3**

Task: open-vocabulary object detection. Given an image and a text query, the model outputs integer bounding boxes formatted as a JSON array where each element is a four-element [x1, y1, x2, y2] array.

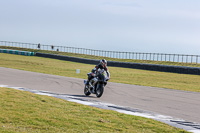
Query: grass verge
[[0, 87, 188, 133], [1, 53, 200, 92]]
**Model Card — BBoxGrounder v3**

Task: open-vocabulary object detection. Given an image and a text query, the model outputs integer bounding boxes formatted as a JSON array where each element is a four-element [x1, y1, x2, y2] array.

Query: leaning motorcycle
[[84, 72, 108, 98]]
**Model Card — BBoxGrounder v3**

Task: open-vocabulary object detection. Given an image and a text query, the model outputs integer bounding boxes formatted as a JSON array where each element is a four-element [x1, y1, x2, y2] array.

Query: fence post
[[177, 55, 179, 62], [186, 55, 188, 63], [150, 53, 151, 60], [153, 53, 155, 61], [157, 53, 159, 61], [136, 53, 138, 60], [182, 55, 184, 63], [145, 53, 147, 60], [191, 55, 193, 64]]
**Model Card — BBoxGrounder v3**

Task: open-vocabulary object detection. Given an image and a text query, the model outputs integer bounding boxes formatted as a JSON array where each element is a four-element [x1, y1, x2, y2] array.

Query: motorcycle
[[84, 71, 109, 98]]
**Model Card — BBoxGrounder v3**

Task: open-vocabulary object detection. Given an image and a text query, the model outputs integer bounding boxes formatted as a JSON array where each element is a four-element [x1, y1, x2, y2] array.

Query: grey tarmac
[[0, 67, 200, 124]]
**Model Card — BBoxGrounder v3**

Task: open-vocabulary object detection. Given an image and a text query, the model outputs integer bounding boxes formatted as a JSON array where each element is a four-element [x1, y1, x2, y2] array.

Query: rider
[[86, 59, 110, 91]]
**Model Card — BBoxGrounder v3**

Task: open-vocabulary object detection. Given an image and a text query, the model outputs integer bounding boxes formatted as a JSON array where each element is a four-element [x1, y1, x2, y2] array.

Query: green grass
[[1, 53, 200, 92], [1, 46, 200, 67], [0, 87, 188, 133]]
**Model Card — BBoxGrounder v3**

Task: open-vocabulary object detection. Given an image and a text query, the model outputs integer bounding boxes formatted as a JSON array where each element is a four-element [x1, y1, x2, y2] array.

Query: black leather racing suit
[[87, 63, 110, 84]]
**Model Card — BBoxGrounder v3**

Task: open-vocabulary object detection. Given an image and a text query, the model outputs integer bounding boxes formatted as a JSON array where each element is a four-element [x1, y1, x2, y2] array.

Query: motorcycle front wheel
[[96, 84, 104, 98], [84, 85, 91, 96]]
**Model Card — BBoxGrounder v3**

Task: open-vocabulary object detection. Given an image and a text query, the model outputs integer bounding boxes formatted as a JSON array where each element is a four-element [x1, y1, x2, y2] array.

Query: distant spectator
[[57, 48, 59, 52], [38, 43, 41, 49], [51, 45, 54, 50]]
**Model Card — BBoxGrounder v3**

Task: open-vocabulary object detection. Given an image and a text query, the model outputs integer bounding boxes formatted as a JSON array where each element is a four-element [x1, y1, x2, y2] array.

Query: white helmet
[[100, 59, 107, 68]]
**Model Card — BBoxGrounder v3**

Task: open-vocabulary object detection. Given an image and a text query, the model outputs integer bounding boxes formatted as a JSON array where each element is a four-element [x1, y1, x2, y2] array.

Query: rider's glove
[[106, 77, 110, 81], [91, 73, 96, 77]]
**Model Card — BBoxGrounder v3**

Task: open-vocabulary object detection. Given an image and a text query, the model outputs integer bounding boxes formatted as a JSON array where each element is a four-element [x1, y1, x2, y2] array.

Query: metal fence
[[0, 41, 200, 64]]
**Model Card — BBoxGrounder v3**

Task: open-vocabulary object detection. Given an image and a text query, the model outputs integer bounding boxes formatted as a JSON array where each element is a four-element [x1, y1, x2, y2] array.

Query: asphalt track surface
[[1, 67, 200, 124]]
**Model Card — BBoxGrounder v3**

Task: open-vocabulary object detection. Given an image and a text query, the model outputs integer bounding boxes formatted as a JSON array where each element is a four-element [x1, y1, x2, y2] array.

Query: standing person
[[37, 43, 41, 49]]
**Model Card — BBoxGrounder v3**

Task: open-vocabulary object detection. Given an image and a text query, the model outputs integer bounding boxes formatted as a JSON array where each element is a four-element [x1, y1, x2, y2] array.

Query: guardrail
[[0, 48, 35, 56], [1, 41, 200, 64]]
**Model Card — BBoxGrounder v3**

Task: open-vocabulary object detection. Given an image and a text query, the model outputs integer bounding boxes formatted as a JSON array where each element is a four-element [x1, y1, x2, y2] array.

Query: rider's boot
[[84, 80, 89, 89], [91, 87, 95, 93], [89, 81, 95, 93], [86, 80, 89, 85]]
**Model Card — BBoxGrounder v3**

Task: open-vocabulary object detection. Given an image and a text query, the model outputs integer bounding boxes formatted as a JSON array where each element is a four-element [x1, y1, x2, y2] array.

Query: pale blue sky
[[0, 0, 200, 54]]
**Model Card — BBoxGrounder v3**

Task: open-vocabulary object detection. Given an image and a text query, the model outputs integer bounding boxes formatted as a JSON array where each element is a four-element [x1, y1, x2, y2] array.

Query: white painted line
[[0, 85, 9, 87], [35, 92, 55, 97], [188, 130, 200, 133], [68, 99, 94, 105], [116, 109, 156, 119]]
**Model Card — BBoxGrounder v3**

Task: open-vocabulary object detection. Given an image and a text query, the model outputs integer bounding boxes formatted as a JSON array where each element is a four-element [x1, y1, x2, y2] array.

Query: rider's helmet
[[100, 59, 107, 68]]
